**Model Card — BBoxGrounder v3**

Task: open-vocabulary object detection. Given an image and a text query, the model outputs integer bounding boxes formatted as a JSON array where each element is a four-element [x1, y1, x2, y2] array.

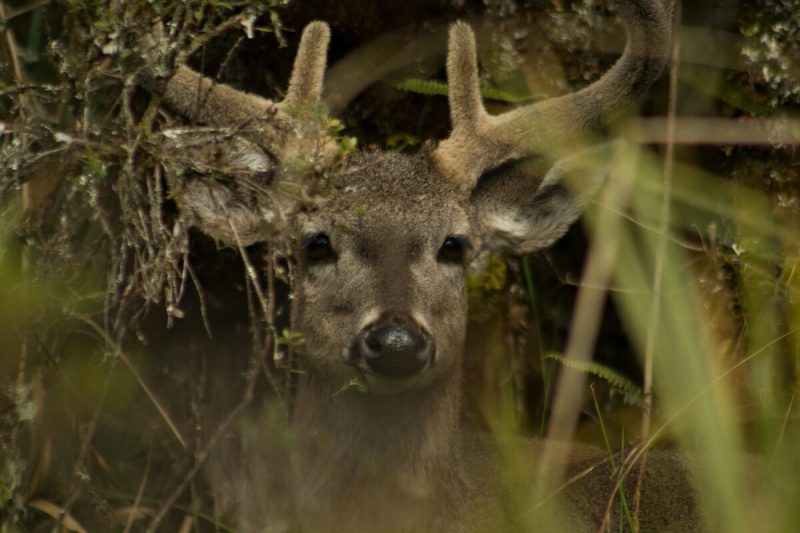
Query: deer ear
[[161, 130, 278, 247], [472, 142, 620, 254]]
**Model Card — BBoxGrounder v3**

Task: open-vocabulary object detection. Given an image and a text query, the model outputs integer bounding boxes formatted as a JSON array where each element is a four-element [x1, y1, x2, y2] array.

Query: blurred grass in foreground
[[482, 140, 799, 532], [2, 0, 800, 531]]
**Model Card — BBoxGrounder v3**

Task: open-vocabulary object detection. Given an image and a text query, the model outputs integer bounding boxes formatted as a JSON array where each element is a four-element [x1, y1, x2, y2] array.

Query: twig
[[593, 202, 703, 252], [184, 11, 265, 59], [0, 0, 50, 21], [77, 314, 188, 449], [530, 454, 614, 511], [769, 390, 796, 466], [123, 433, 153, 533], [635, 2, 681, 525], [0, 2, 25, 86], [145, 219, 272, 531], [58, 359, 114, 530], [0, 8, 35, 500], [27, 499, 88, 533], [1, 0, 32, 450], [590, 384, 635, 533], [187, 260, 213, 338], [284, 259, 300, 407], [642, 0, 682, 440], [227, 214, 271, 325]]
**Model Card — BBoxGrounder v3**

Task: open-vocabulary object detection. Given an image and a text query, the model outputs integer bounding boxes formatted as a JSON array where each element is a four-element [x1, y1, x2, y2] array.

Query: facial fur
[[292, 151, 474, 394]]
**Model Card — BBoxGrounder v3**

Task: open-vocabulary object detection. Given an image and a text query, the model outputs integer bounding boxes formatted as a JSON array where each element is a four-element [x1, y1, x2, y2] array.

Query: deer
[[141, 1, 711, 531]]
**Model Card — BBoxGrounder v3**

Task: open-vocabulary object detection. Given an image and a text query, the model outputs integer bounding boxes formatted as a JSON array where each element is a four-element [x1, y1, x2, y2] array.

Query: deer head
[[144, 3, 674, 529], [148, 1, 671, 401]]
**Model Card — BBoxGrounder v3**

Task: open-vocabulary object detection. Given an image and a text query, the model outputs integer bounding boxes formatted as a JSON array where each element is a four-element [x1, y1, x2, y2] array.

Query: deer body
[[142, 1, 701, 531]]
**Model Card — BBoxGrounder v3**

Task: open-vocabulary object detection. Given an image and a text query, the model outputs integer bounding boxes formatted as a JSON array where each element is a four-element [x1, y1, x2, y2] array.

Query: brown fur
[[141, 4, 703, 531]]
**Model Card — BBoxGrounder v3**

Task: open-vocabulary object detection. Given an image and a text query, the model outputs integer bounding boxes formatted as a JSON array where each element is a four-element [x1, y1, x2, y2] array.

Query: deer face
[[293, 152, 473, 393], [288, 145, 620, 394], [149, 5, 670, 394]]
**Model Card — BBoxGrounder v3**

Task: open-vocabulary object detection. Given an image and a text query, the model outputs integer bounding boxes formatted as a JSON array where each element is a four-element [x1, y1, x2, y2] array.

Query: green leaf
[[277, 328, 305, 346], [332, 377, 368, 397]]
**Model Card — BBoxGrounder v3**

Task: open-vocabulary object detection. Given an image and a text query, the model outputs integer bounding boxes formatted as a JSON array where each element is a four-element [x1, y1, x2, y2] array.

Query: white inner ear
[[486, 213, 534, 241], [482, 199, 579, 253]]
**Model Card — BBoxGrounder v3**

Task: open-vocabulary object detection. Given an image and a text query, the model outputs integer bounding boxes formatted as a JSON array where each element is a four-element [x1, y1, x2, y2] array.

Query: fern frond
[[545, 353, 644, 407], [394, 78, 450, 97], [393, 78, 540, 103]]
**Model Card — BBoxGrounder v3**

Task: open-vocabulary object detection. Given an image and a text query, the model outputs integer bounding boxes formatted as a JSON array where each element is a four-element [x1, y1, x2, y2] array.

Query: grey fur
[[140, 3, 709, 531]]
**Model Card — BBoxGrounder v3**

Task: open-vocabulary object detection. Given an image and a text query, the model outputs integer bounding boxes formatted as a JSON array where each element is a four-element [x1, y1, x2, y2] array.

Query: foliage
[[545, 352, 644, 407], [740, 0, 800, 106], [394, 77, 539, 103], [1, 0, 799, 531]]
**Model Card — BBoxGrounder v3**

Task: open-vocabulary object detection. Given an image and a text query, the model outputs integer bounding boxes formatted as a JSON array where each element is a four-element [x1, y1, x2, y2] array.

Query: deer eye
[[304, 232, 336, 263], [438, 236, 469, 264]]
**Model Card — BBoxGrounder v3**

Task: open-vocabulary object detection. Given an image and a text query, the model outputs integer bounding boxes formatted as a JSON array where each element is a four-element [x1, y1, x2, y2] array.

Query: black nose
[[358, 315, 433, 377]]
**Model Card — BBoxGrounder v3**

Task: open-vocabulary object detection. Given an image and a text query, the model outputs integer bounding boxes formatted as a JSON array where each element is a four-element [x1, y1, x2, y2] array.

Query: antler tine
[[434, 0, 672, 186], [433, 22, 493, 183], [284, 21, 331, 106], [446, 22, 485, 131], [152, 22, 332, 128]]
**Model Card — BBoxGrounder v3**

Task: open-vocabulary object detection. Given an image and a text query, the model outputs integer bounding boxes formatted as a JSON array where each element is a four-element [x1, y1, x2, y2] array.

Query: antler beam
[[434, 0, 673, 186], [155, 22, 330, 126], [149, 22, 336, 166]]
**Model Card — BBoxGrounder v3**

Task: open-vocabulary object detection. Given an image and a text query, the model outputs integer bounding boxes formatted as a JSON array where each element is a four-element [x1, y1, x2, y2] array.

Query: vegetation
[[1, 0, 798, 530]]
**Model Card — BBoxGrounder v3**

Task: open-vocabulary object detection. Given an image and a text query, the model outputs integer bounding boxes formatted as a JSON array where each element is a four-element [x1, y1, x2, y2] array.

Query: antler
[[144, 22, 336, 246], [433, 0, 672, 186], [153, 21, 336, 167]]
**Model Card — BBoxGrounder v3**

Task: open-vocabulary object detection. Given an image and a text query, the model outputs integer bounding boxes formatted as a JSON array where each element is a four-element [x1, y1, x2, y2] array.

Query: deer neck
[[291, 368, 465, 486]]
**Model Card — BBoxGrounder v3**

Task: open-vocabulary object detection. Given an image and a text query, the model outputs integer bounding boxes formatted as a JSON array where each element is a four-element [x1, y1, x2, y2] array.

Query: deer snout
[[356, 314, 434, 377]]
